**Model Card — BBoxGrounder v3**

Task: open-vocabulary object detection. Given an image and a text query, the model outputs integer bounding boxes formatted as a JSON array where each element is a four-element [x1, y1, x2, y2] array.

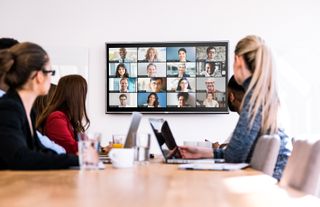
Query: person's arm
[[36, 131, 66, 154], [179, 146, 213, 159], [44, 111, 78, 154], [0, 102, 78, 170], [214, 93, 262, 162]]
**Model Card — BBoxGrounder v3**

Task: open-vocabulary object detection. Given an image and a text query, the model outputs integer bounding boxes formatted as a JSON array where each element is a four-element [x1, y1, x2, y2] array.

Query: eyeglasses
[[42, 69, 56, 76]]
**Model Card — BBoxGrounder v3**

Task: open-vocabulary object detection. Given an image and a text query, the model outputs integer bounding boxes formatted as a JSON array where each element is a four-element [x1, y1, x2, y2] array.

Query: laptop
[[124, 112, 143, 148], [149, 118, 220, 164], [100, 112, 142, 164]]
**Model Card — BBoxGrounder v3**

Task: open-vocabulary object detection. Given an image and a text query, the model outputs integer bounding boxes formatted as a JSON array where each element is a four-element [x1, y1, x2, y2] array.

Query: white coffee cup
[[109, 148, 134, 168]]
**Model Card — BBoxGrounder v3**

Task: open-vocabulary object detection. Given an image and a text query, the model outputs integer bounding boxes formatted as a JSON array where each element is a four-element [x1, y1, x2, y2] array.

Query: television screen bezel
[[105, 41, 229, 114]]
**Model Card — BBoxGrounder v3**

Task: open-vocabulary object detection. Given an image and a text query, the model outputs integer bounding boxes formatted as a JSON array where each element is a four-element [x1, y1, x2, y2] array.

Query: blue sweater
[[214, 78, 292, 180]]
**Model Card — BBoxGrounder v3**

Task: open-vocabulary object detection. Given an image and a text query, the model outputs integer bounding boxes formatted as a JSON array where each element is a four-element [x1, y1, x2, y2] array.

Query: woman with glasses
[[36, 75, 90, 155], [0, 42, 78, 170]]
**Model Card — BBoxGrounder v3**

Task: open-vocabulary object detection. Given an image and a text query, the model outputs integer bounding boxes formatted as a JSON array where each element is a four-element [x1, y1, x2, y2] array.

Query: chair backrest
[[280, 139, 320, 197], [250, 134, 281, 176]]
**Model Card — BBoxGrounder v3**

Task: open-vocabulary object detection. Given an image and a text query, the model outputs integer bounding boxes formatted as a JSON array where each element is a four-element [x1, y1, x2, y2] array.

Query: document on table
[[178, 163, 249, 171]]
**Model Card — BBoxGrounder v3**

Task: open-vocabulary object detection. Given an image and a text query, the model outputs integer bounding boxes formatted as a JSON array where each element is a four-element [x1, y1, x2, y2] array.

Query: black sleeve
[[0, 100, 79, 170]]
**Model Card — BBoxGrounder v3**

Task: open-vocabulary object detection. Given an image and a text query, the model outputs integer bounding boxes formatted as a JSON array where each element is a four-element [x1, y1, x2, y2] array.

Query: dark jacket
[[0, 89, 79, 170]]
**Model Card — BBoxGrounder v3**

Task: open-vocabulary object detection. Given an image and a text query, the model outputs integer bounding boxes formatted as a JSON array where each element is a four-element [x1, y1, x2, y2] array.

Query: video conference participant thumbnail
[[109, 77, 137, 93], [108, 93, 137, 108], [137, 92, 166, 108], [137, 47, 166, 63], [137, 62, 167, 77], [166, 47, 196, 62], [108, 47, 138, 63], [167, 92, 196, 108]]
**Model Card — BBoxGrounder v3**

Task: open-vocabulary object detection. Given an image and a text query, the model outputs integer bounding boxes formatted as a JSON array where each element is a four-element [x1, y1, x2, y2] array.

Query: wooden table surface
[[0, 160, 319, 207]]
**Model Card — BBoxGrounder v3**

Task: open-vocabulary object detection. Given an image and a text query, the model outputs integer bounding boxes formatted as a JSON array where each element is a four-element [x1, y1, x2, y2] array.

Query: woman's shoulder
[[48, 111, 68, 120]]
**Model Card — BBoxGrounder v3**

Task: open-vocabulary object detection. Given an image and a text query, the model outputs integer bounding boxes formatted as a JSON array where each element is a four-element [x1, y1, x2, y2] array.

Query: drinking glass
[[133, 133, 151, 164], [78, 133, 101, 170]]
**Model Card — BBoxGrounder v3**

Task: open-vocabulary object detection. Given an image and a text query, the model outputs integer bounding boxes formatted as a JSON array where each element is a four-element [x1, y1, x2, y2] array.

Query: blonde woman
[[179, 35, 292, 180]]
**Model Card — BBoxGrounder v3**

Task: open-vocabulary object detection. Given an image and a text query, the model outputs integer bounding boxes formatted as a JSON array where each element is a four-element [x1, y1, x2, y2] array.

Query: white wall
[[1, 0, 320, 152]]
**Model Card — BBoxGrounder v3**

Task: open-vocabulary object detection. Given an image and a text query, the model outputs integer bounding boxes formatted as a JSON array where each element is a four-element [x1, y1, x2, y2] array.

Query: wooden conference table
[[0, 160, 319, 207]]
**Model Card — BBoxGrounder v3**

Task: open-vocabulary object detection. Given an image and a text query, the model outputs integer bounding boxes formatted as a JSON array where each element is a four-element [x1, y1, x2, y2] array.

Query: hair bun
[[0, 50, 15, 73]]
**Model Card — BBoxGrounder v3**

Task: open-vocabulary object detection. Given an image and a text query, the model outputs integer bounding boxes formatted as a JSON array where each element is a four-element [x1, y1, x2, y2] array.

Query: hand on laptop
[[179, 146, 213, 159]]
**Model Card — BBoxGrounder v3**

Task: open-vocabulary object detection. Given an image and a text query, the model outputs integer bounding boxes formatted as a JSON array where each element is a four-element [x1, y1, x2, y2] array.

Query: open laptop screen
[[149, 118, 182, 159]]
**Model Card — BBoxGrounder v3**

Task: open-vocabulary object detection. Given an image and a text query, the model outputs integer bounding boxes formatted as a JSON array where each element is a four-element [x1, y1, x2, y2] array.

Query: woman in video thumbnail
[[176, 77, 192, 92], [202, 92, 219, 107], [115, 63, 129, 78], [144, 47, 159, 62], [144, 92, 159, 107]]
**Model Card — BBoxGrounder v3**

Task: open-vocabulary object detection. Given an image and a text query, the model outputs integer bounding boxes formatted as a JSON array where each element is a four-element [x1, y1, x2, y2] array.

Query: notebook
[[149, 118, 222, 164]]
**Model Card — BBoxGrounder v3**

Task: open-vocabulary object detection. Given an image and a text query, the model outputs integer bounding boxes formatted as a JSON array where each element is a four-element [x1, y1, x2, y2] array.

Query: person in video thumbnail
[[200, 62, 214, 77], [177, 92, 190, 107], [144, 92, 159, 108], [203, 92, 219, 107], [148, 77, 164, 93], [144, 47, 159, 62], [115, 63, 129, 78], [206, 46, 216, 62], [178, 48, 188, 62], [176, 77, 192, 92], [205, 78, 219, 93], [175, 63, 190, 77], [146, 63, 157, 77], [117, 48, 130, 63], [118, 94, 127, 107], [119, 78, 129, 93]]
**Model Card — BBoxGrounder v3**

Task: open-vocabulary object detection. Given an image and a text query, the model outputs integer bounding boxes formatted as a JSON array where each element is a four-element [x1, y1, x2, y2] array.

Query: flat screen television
[[106, 41, 229, 114]]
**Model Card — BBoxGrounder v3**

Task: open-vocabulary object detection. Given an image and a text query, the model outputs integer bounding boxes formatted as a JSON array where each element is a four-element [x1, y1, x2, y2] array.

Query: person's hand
[[212, 142, 220, 149], [179, 146, 213, 159], [101, 142, 113, 155]]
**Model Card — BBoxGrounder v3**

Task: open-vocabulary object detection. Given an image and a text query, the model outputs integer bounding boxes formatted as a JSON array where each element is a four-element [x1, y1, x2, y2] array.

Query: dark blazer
[[0, 89, 78, 170]]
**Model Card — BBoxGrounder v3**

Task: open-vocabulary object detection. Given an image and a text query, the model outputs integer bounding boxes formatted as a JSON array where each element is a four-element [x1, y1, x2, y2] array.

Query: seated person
[[1, 38, 65, 155], [202, 92, 219, 107], [37, 75, 90, 155], [0, 42, 78, 170]]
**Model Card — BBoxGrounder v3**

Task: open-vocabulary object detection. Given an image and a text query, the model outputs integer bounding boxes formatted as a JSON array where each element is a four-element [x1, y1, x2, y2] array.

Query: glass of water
[[78, 132, 101, 170], [133, 133, 151, 164]]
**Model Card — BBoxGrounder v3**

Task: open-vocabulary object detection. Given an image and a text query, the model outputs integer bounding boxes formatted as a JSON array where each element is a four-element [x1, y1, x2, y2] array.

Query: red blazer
[[44, 111, 78, 155]]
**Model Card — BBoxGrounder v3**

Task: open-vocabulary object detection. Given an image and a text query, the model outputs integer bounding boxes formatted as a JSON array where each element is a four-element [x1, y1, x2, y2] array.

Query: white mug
[[109, 148, 134, 168]]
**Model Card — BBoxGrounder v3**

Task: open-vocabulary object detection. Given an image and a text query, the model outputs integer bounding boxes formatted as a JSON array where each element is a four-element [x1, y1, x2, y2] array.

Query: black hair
[[0, 38, 19, 50], [228, 75, 245, 93], [178, 48, 187, 53]]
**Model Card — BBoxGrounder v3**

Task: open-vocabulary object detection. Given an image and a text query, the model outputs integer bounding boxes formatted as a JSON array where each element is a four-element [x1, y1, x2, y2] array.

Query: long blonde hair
[[235, 35, 279, 134]]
